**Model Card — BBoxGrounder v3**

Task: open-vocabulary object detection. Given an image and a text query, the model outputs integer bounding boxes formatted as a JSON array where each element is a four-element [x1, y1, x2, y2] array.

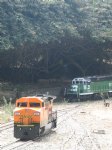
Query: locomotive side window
[[72, 81, 76, 84], [17, 102, 27, 107], [76, 81, 79, 84], [29, 102, 40, 107]]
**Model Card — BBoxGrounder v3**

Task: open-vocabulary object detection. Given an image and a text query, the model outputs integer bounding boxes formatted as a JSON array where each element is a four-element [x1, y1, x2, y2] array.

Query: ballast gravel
[[0, 100, 112, 150]]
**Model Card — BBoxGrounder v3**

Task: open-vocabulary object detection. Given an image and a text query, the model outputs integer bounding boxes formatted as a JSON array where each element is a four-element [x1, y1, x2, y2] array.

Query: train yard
[[0, 100, 112, 150]]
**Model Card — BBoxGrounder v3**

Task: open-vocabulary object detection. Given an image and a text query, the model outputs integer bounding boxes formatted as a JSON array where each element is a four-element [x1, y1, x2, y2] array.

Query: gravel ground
[[0, 100, 112, 150]]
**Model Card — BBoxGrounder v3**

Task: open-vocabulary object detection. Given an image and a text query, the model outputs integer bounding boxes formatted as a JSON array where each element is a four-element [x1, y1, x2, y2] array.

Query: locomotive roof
[[72, 77, 91, 82], [17, 95, 56, 102], [16, 96, 43, 102], [73, 75, 112, 82], [86, 75, 112, 81]]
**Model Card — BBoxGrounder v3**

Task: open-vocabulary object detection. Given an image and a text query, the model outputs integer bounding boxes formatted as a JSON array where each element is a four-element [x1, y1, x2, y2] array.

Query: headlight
[[14, 112, 20, 115], [34, 112, 40, 116]]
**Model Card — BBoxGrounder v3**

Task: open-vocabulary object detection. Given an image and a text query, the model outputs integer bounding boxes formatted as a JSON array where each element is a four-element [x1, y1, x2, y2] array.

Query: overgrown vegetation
[[0, 0, 112, 82], [0, 96, 13, 123]]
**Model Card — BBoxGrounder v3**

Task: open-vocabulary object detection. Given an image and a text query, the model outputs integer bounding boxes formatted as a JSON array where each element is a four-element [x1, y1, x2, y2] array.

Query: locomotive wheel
[[54, 120, 57, 128], [40, 127, 45, 134], [37, 128, 41, 136], [52, 120, 57, 128]]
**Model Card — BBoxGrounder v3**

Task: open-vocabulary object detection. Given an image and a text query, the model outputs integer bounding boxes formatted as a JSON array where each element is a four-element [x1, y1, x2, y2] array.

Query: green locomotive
[[64, 76, 112, 101]]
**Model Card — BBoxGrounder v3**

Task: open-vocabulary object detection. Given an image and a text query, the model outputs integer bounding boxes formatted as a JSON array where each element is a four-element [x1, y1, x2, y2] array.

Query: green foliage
[[1, 0, 111, 51], [0, 0, 112, 81], [0, 96, 13, 123], [0, 0, 81, 50], [3, 96, 13, 116]]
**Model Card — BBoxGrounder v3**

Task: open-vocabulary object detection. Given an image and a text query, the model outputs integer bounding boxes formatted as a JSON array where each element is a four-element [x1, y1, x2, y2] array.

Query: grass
[[0, 96, 14, 123]]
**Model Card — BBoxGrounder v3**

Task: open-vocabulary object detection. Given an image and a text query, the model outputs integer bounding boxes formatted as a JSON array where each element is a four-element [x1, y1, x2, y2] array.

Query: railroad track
[[0, 129, 54, 150], [0, 140, 21, 150], [0, 104, 81, 150], [2, 104, 98, 150], [57, 105, 80, 118], [0, 106, 75, 132], [0, 121, 13, 132], [59, 108, 101, 150], [53, 103, 102, 150], [71, 117, 101, 150]]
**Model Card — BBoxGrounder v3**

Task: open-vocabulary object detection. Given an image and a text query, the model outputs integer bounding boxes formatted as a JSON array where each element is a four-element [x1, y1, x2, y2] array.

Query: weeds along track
[[0, 121, 13, 132]]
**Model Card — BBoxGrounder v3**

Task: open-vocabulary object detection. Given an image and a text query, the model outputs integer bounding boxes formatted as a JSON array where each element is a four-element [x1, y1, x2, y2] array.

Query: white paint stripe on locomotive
[[14, 107, 41, 112], [109, 91, 112, 92], [17, 125, 35, 127], [79, 93, 93, 95]]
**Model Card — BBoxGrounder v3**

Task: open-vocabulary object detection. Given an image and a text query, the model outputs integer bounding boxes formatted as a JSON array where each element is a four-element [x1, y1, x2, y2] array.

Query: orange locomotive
[[14, 95, 57, 139]]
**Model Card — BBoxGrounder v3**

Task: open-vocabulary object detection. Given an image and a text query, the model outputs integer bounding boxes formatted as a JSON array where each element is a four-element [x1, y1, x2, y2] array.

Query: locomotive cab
[[72, 78, 91, 85], [64, 78, 92, 101], [14, 95, 57, 140]]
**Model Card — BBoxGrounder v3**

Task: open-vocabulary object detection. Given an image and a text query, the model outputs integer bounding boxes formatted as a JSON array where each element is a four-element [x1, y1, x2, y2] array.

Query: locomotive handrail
[[36, 94, 56, 101]]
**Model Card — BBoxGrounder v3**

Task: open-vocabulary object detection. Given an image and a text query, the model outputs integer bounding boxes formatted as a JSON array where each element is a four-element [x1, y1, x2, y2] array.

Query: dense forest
[[0, 0, 112, 83]]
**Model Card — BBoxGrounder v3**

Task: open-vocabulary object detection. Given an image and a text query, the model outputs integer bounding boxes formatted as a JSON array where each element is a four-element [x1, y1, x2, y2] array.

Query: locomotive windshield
[[17, 102, 27, 107], [29, 102, 40, 107], [72, 78, 91, 85]]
